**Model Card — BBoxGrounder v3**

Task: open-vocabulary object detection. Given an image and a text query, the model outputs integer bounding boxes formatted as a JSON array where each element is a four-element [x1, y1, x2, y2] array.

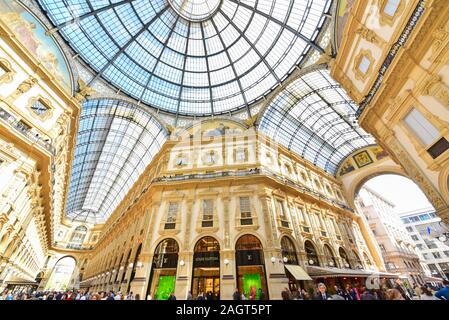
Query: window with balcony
[[276, 200, 289, 228], [239, 196, 252, 225], [202, 199, 214, 228]]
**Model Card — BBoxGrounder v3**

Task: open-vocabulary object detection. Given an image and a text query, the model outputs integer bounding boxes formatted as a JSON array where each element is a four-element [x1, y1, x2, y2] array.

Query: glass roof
[[65, 99, 168, 224], [258, 68, 375, 175], [37, 0, 331, 116]]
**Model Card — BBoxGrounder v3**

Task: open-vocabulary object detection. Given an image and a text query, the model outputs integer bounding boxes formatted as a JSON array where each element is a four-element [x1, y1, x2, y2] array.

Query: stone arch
[[345, 165, 406, 209], [233, 231, 267, 250]]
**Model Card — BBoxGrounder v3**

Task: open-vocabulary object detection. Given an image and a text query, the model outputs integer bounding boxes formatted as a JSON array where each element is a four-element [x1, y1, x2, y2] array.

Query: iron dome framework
[[65, 99, 168, 224], [37, 0, 331, 116], [258, 67, 375, 175]]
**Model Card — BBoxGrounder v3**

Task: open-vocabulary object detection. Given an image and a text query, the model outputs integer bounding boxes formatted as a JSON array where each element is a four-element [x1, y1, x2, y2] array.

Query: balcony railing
[[154, 168, 353, 212], [0, 106, 55, 154]]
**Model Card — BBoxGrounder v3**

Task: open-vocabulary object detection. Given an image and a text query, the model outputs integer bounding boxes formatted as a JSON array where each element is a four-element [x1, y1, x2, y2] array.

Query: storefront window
[[235, 235, 268, 300], [305, 240, 320, 266], [339, 248, 352, 269], [147, 238, 179, 300], [323, 244, 338, 268], [192, 237, 220, 300]]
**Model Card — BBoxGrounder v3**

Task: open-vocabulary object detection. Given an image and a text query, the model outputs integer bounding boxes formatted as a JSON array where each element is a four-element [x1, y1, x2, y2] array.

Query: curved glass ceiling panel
[[37, 0, 330, 116], [259, 68, 375, 175], [66, 99, 168, 224]]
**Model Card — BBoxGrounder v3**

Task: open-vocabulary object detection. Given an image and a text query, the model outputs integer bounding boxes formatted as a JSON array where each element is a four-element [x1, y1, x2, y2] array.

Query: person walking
[[258, 288, 266, 300], [413, 284, 422, 300], [420, 286, 439, 300], [232, 288, 240, 300], [186, 291, 193, 300], [281, 287, 291, 300], [385, 289, 405, 300], [435, 280, 449, 300], [167, 292, 176, 300]]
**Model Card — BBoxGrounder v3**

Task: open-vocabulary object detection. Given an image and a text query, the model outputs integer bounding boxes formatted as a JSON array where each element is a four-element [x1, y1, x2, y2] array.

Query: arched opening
[[339, 247, 352, 269], [323, 244, 338, 268], [120, 249, 132, 284], [147, 238, 179, 300], [355, 174, 437, 287], [45, 256, 76, 291], [281, 237, 310, 293], [127, 243, 142, 293], [235, 235, 268, 300], [352, 250, 363, 269], [191, 236, 220, 300], [363, 252, 373, 270], [304, 240, 320, 266]]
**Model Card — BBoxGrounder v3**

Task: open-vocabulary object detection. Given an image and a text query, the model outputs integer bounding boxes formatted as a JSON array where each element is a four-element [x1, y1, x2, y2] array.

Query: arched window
[[192, 237, 220, 299], [339, 248, 352, 269], [45, 256, 76, 291], [352, 251, 363, 269], [363, 252, 373, 269], [69, 226, 87, 248], [304, 241, 320, 266], [323, 244, 338, 268], [235, 235, 268, 300], [148, 239, 179, 300], [281, 237, 299, 265]]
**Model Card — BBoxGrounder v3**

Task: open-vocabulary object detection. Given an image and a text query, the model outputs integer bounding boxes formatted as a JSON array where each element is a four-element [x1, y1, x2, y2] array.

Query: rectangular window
[[444, 251, 449, 257], [403, 108, 439, 146], [236, 149, 246, 162], [239, 196, 252, 225], [406, 226, 413, 232], [358, 56, 371, 74], [202, 199, 214, 227], [411, 235, 419, 241], [432, 252, 442, 259], [427, 137, 449, 159], [164, 202, 178, 229], [425, 239, 438, 249], [379, 244, 386, 253], [384, 0, 401, 16], [276, 200, 289, 228], [31, 99, 50, 117]]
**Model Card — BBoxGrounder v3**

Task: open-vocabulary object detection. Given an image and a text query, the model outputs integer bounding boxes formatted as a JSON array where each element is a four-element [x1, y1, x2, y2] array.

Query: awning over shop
[[424, 276, 444, 283], [5, 279, 38, 286], [306, 266, 400, 279], [285, 264, 312, 281]]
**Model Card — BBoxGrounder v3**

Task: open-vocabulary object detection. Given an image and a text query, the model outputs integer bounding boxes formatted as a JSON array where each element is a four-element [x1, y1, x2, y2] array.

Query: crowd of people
[[1, 279, 448, 300], [293, 279, 449, 301], [0, 290, 140, 301]]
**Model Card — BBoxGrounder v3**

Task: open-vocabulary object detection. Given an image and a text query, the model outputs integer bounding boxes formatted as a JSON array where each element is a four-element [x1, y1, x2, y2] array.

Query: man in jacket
[[232, 288, 240, 300], [314, 283, 330, 300]]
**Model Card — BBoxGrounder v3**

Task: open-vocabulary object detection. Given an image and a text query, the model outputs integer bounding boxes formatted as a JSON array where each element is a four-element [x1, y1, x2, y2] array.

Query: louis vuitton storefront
[[191, 237, 220, 299]]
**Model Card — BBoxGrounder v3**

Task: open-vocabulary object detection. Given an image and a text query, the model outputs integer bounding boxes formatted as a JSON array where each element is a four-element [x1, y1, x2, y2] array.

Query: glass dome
[[38, 0, 331, 116]]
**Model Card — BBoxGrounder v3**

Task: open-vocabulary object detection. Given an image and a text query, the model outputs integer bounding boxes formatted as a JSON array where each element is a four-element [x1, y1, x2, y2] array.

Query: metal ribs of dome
[[37, 0, 331, 116]]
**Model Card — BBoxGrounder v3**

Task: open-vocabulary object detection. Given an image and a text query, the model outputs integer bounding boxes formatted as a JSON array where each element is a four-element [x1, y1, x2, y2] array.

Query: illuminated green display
[[243, 273, 262, 300], [155, 275, 176, 300]]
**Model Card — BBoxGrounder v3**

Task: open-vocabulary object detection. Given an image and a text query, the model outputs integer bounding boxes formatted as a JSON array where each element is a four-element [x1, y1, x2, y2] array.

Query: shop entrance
[[192, 237, 220, 299], [235, 235, 268, 300], [147, 238, 179, 300]]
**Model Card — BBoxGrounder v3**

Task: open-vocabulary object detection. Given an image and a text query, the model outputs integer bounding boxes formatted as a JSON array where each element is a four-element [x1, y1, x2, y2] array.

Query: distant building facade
[[355, 187, 426, 286], [400, 209, 449, 282]]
